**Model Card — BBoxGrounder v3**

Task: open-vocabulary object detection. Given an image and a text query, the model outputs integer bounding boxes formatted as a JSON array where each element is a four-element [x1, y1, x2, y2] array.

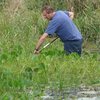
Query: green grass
[[0, 48, 100, 99], [0, 1, 100, 99]]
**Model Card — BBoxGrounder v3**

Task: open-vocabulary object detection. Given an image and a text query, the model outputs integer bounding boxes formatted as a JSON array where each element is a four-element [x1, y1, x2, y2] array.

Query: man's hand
[[68, 11, 74, 20], [34, 49, 40, 54], [34, 33, 48, 54]]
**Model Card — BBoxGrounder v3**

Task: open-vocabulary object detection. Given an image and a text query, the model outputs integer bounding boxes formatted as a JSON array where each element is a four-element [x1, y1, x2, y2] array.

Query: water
[[41, 85, 100, 100], [41, 96, 100, 100], [78, 97, 100, 100]]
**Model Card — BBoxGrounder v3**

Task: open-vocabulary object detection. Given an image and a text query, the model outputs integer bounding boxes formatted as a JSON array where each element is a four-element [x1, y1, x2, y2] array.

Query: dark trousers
[[64, 39, 83, 55]]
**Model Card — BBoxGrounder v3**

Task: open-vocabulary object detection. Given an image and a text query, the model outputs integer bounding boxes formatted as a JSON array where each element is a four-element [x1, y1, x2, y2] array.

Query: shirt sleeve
[[45, 18, 60, 36]]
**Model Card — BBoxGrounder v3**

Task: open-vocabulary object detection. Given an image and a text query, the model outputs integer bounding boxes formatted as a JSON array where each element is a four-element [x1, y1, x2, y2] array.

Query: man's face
[[42, 10, 52, 20]]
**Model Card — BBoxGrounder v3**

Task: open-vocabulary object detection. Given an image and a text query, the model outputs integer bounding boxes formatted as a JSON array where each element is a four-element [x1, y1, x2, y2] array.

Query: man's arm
[[34, 33, 48, 54]]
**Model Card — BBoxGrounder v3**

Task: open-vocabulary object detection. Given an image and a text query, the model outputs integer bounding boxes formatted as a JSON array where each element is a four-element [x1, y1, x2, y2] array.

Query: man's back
[[45, 11, 82, 42]]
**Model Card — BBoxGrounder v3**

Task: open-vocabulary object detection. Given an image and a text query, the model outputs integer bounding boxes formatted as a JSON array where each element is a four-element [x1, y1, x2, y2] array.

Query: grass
[[0, 1, 100, 99], [0, 48, 100, 99]]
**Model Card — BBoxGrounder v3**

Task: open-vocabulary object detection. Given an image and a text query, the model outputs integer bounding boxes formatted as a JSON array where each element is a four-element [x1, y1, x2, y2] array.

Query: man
[[34, 5, 83, 55]]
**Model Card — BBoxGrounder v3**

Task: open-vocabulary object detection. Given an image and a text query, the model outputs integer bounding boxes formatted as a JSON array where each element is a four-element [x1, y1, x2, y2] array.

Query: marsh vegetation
[[0, 0, 100, 99]]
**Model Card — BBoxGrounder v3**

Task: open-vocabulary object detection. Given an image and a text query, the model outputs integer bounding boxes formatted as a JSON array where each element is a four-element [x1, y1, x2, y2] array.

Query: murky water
[[41, 85, 100, 100], [78, 97, 100, 100], [41, 96, 100, 100]]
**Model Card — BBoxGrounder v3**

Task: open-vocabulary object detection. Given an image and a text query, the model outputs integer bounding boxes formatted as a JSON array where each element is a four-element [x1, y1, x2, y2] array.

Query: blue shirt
[[45, 11, 82, 42]]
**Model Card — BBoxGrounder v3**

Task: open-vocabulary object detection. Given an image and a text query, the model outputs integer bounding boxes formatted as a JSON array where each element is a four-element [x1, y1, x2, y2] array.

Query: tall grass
[[0, 0, 100, 41], [0, 0, 100, 99], [0, 50, 100, 98]]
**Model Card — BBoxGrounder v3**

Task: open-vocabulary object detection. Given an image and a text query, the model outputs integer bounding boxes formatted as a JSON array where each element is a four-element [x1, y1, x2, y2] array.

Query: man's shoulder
[[56, 10, 68, 13], [55, 10, 69, 17], [54, 10, 65, 18]]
